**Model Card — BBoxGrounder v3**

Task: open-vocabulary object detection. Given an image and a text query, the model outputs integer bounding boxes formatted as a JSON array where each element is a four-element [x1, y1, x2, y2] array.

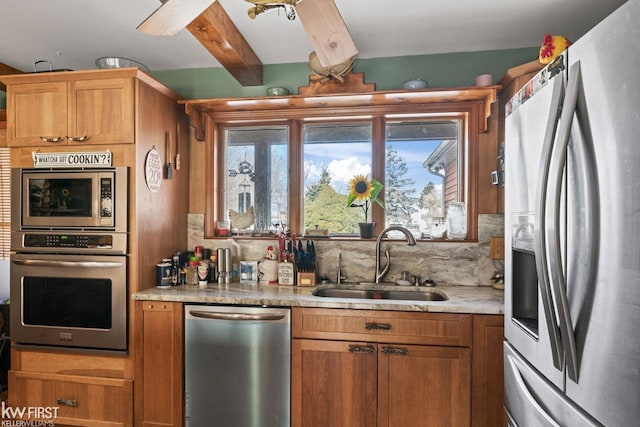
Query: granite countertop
[[133, 282, 504, 314]]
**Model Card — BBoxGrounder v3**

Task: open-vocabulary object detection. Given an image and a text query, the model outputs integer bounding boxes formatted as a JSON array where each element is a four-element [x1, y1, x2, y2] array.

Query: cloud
[[328, 157, 371, 188], [304, 160, 324, 182]]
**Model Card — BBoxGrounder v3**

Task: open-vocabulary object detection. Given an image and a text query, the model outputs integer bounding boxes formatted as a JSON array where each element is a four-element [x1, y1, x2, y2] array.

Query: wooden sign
[[32, 151, 112, 168]]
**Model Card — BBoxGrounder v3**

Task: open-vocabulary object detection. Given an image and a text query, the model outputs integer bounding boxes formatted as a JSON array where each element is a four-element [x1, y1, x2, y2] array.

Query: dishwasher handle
[[188, 310, 286, 322]]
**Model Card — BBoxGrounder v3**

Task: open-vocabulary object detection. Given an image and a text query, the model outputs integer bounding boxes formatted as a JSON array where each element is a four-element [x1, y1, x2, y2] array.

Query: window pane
[[303, 123, 372, 235], [384, 121, 460, 238], [224, 126, 288, 233]]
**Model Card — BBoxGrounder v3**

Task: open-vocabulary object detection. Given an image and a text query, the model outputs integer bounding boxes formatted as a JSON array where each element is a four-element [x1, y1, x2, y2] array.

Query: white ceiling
[[0, 0, 627, 73]]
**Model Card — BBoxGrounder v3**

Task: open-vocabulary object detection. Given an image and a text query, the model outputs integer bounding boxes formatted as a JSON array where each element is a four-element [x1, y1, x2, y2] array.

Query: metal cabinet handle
[[67, 135, 90, 142], [57, 398, 78, 407], [40, 136, 63, 143], [381, 347, 409, 356], [348, 345, 375, 354], [365, 322, 391, 331]]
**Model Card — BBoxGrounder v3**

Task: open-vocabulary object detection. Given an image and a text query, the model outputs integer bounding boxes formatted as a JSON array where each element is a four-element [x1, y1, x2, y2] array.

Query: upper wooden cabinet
[[0, 68, 178, 148], [6, 78, 133, 146], [0, 109, 6, 147]]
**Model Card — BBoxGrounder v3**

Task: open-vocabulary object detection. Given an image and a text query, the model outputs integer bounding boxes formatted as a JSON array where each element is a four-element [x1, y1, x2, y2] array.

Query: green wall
[[151, 47, 538, 99], [0, 47, 538, 108]]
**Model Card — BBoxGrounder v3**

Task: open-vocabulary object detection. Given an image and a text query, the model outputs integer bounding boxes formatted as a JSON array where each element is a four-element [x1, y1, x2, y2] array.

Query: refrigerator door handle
[[547, 61, 583, 382], [533, 74, 566, 370], [506, 353, 562, 427]]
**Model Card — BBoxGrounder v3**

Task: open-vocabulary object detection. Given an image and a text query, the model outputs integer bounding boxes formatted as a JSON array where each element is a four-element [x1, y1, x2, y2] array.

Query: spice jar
[[186, 256, 199, 285]]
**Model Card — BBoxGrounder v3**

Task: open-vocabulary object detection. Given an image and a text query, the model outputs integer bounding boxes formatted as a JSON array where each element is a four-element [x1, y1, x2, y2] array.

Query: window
[[384, 120, 462, 237], [219, 117, 466, 239], [303, 122, 372, 234], [224, 126, 288, 233], [200, 87, 498, 240]]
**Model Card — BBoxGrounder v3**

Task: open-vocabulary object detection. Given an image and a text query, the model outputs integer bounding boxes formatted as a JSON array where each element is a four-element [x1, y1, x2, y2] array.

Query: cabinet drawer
[[9, 371, 133, 426], [292, 308, 471, 346]]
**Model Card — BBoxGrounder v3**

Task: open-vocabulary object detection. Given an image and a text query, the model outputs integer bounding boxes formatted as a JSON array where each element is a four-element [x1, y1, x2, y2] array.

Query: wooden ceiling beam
[[0, 62, 24, 91], [187, 2, 263, 86]]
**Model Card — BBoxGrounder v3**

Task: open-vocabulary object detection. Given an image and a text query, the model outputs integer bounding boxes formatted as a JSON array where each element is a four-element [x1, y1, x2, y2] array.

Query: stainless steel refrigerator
[[504, 1, 640, 425]]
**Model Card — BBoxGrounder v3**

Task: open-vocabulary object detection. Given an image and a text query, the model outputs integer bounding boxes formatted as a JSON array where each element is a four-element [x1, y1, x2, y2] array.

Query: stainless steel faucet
[[336, 252, 346, 284], [374, 225, 417, 284]]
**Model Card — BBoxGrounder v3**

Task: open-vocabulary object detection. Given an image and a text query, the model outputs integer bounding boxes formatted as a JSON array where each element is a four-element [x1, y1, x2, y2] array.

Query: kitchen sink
[[312, 287, 448, 301]]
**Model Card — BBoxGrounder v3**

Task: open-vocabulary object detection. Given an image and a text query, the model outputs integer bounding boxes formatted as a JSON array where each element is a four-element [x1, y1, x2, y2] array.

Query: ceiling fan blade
[[295, 0, 358, 68], [137, 0, 218, 35]]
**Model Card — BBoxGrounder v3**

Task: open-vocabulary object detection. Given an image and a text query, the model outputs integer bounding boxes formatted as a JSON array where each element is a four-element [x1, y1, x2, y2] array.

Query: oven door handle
[[11, 259, 124, 268]]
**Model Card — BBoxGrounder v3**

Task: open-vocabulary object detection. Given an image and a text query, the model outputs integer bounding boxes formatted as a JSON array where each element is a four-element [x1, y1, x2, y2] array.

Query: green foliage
[[306, 167, 332, 202], [305, 184, 360, 233], [385, 146, 418, 224]]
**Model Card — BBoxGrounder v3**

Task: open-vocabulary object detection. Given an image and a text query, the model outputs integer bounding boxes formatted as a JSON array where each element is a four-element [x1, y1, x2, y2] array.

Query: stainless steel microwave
[[12, 167, 128, 232]]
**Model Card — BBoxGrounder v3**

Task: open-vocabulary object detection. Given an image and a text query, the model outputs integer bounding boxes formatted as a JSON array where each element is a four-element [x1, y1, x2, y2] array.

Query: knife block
[[297, 271, 316, 287]]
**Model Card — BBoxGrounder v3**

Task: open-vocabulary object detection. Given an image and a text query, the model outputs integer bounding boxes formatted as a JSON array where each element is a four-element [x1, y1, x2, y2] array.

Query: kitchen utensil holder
[[297, 271, 316, 287]]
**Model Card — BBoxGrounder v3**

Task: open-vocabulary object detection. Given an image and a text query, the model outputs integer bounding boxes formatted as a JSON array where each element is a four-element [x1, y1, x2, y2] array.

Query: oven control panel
[[23, 233, 113, 249]]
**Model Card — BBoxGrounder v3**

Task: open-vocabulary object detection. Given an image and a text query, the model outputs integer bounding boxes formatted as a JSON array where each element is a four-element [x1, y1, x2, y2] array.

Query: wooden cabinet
[[292, 308, 472, 427], [4, 74, 135, 147], [134, 300, 184, 427], [9, 371, 133, 426], [292, 339, 378, 427], [8, 347, 133, 426], [471, 314, 506, 427], [0, 109, 6, 147]]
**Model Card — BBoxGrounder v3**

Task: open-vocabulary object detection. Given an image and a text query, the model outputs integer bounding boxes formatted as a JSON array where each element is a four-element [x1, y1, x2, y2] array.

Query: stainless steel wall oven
[[10, 167, 129, 352]]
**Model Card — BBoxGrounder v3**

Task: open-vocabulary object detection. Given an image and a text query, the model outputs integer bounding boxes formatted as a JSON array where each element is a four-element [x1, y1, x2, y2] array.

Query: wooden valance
[[181, 85, 500, 141]]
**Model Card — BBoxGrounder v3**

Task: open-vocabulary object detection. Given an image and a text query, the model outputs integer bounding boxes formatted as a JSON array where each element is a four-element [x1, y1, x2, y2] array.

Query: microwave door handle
[[11, 259, 124, 269], [533, 74, 565, 371], [547, 61, 582, 382]]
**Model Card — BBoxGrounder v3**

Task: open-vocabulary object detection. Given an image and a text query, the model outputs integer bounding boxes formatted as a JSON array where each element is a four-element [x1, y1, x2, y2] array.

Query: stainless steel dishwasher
[[184, 304, 291, 427]]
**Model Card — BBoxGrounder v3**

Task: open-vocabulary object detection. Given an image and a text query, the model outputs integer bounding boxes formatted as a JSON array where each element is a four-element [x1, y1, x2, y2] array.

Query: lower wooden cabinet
[[134, 300, 184, 427], [9, 371, 132, 426], [292, 308, 473, 427], [471, 314, 506, 427], [379, 344, 470, 427], [292, 339, 378, 427]]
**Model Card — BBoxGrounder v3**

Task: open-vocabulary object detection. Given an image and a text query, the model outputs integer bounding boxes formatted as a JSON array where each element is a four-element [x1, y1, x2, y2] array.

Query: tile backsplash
[[188, 214, 504, 287]]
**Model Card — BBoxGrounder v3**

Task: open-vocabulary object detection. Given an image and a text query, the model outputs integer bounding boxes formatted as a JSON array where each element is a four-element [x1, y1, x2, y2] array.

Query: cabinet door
[[471, 315, 506, 427], [68, 78, 135, 145], [378, 344, 471, 427], [9, 371, 133, 426], [7, 81, 68, 146], [136, 301, 183, 427], [292, 339, 377, 427]]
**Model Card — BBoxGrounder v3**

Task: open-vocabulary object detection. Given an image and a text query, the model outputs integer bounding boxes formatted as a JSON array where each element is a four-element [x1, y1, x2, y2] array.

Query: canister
[[156, 262, 172, 287]]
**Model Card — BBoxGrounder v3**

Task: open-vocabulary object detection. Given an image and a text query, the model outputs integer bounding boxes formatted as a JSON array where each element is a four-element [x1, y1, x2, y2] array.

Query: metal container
[[95, 56, 149, 72]]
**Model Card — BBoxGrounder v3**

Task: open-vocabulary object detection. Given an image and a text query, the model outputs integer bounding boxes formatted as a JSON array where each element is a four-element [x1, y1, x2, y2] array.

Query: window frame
[[196, 89, 497, 241]]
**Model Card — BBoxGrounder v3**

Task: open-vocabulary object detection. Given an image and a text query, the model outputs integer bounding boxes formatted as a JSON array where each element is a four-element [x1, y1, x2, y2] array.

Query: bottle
[[278, 259, 295, 285], [208, 254, 218, 283], [197, 260, 209, 288]]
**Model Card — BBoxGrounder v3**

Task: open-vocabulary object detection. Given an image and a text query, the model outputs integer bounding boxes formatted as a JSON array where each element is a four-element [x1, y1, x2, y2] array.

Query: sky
[[304, 140, 445, 197]]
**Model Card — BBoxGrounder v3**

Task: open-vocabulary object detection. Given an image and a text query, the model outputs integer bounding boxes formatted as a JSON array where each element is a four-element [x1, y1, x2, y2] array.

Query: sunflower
[[346, 175, 384, 222], [349, 175, 372, 201]]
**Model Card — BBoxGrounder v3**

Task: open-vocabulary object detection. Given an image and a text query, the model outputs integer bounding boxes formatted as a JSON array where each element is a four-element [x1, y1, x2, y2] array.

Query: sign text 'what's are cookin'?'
[[32, 151, 112, 168]]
